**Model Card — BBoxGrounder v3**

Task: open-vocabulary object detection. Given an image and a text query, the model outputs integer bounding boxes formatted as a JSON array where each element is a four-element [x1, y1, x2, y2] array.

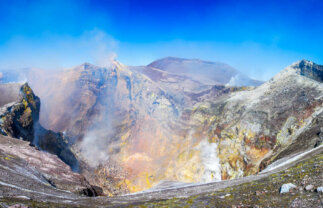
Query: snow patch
[[262, 146, 323, 173]]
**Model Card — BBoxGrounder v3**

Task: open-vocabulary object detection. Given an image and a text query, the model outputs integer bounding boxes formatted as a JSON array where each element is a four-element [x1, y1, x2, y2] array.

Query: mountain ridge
[[147, 57, 263, 86]]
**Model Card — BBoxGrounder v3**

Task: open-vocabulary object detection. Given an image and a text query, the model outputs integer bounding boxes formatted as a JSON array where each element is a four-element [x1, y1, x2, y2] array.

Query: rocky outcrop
[[0, 83, 78, 170], [297, 59, 323, 82], [0, 83, 40, 142]]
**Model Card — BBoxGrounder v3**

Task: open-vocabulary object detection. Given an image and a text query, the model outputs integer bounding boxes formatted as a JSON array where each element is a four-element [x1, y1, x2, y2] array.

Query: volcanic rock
[[280, 183, 297, 193], [305, 184, 314, 191]]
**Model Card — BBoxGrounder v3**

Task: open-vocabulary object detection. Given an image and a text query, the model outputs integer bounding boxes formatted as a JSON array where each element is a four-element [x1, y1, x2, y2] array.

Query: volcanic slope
[[16, 59, 322, 195], [0, 144, 321, 207]]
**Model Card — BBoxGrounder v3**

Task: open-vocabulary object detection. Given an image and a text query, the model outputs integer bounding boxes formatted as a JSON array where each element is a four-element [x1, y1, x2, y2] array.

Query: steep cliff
[[0, 83, 78, 170], [0, 83, 40, 142]]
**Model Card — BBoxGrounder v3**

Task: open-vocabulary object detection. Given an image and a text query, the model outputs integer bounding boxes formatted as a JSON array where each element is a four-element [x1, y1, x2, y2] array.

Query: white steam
[[89, 29, 118, 67], [77, 66, 118, 168], [198, 139, 222, 182], [79, 130, 111, 167]]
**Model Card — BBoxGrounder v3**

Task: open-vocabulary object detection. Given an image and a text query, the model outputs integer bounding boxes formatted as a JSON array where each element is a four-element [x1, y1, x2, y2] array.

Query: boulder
[[305, 184, 314, 191], [280, 183, 297, 193]]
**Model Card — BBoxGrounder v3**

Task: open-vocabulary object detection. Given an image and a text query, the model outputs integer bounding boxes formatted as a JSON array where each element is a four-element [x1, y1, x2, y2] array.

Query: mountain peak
[[78, 60, 123, 70], [291, 60, 323, 82], [291, 59, 313, 68], [79, 62, 101, 70]]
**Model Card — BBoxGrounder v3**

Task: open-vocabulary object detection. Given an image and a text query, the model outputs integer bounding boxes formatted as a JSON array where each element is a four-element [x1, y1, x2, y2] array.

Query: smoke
[[0, 28, 121, 171], [25, 56, 121, 168], [79, 128, 114, 168], [198, 139, 222, 182], [77, 65, 121, 168], [0, 28, 119, 128], [89, 30, 118, 67]]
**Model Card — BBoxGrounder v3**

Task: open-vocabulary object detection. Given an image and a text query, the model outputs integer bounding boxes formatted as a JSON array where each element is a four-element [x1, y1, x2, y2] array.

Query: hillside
[[0, 144, 321, 207]]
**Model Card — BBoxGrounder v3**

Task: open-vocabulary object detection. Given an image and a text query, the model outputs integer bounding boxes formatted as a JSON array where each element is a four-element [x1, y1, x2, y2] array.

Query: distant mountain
[[148, 57, 263, 86]]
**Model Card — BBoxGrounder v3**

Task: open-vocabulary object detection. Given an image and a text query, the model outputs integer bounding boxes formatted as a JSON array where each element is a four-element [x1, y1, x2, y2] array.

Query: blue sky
[[0, 0, 322, 80]]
